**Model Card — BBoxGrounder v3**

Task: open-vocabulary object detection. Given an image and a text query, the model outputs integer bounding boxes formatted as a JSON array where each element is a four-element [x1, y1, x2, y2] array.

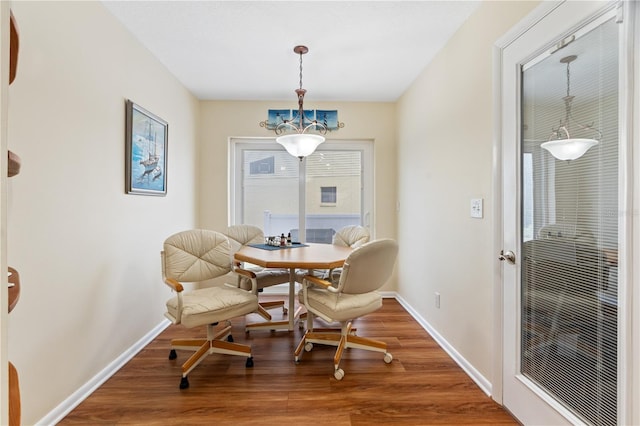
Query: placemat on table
[[248, 243, 309, 251]]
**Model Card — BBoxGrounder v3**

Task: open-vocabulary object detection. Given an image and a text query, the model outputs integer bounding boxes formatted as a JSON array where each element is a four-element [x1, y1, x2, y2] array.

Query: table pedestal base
[[245, 268, 305, 332]]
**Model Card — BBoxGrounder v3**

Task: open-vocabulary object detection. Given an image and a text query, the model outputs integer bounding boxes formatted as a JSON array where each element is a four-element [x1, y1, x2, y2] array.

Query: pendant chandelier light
[[274, 45, 326, 161], [540, 55, 601, 161]]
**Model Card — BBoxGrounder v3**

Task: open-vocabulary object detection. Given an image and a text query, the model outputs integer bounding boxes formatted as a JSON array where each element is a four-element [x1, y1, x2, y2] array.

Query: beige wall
[[6, 2, 199, 423], [396, 0, 539, 384]]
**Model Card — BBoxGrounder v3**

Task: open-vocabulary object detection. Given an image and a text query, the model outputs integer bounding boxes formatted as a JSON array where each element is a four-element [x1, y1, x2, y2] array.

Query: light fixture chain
[[299, 50, 304, 91], [566, 60, 570, 98]]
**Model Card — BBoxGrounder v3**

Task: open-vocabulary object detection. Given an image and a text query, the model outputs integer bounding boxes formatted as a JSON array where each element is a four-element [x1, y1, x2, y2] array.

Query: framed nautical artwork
[[260, 109, 344, 132], [125, 100, 168, 196]]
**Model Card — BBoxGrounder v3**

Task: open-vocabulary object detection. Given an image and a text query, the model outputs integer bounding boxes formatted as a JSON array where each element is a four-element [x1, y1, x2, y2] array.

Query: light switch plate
[[471, 198, 483, 218]]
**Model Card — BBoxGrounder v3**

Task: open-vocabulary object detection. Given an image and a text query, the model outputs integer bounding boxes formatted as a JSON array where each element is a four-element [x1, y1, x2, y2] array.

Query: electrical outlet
[[435, 292, 440, 309], [470, 198, 483, 218]]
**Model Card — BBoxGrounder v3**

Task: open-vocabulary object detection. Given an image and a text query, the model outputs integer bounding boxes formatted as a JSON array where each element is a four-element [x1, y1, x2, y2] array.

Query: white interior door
[[500, 2, 627, 424]]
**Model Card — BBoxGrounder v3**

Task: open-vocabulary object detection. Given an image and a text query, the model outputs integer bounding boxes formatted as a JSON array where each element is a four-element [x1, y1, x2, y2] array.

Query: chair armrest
[[234, 266, 257, 279], [303, 275, 333, 289], [232, 266, 258, 294], [164, 277, 183, 292]]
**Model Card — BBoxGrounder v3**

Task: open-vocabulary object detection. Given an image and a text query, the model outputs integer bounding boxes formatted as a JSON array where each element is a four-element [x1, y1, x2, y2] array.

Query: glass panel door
[[520, 14, 618, 425]]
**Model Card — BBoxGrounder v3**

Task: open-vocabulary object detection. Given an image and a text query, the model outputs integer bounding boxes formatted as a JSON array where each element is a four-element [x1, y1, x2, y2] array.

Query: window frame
[[320, 186, 337, 206], [229, 138, 374, 239]]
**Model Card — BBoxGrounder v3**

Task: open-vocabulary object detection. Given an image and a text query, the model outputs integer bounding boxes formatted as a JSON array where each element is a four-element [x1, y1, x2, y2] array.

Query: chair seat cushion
[[299, 287, 382, 322], [255, 268, 290, 287], [294, 268, 329, 284], [237, 268, 290, 291], [166, 285, 258, 328]]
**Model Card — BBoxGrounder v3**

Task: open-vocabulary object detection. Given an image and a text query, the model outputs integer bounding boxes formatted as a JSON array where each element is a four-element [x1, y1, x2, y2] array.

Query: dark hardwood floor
[[59, 298, 517, 425]]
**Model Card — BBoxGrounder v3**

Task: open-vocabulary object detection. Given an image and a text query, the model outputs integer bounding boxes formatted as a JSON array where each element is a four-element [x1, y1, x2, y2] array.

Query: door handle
[[499, 250, 516, 264]]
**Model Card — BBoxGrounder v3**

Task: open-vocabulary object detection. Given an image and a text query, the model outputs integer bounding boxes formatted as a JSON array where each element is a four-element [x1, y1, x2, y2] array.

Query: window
[[320, 186, 337, 205], [249, 156, 274, 175], [230, 139, 373, 243]]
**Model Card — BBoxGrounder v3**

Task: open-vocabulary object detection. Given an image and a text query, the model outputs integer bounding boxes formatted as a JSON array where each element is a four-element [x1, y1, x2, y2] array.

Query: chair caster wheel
[[246, 357, 254, 368], [168, 349, 177, 360], [384, 352, 393, 364], [179, 376, 189, 389], [227, 335, 234, 342], [334, 368, 345, 381], [304, 342, 313, 352]]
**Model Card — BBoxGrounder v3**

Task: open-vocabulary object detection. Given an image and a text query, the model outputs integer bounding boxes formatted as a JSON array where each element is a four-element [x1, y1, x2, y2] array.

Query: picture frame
[[125, 100, 168, 196], [261, 108, 344, 131]]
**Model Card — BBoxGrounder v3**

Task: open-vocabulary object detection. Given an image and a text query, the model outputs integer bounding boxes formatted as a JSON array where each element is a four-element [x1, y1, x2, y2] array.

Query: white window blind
[[520, 15, 618, 425]]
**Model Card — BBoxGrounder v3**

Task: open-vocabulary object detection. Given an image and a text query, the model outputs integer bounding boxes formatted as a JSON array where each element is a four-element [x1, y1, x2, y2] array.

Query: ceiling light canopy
[[274, 45, 327, 161], [540, 55, 602, 161]]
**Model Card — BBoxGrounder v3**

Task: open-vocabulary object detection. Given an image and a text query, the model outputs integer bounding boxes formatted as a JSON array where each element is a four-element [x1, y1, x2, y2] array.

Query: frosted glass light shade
[[276, 133, 325, 159], [540, 138, 598, 161]]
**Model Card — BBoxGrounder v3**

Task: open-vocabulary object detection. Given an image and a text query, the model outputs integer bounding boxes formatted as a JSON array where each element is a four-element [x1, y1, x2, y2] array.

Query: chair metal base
[[169, 322, 253, 389], [294, 321, 391, 380]]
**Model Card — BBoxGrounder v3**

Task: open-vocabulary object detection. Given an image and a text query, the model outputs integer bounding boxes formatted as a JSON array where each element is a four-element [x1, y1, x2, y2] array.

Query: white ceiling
[[101, 1, 481, 102]]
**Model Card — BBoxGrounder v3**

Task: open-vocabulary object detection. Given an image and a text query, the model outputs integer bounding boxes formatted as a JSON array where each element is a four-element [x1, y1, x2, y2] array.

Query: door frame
[[492, 0, 637, 423]]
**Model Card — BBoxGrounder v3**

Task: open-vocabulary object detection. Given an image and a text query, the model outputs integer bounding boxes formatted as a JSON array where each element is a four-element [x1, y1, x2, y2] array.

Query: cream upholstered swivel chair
[[224, 225, 290, 329], [327, 225, 370, 284], [294, 238, 398, 380], [295, 225, 370, 327], [162, 229, 259, 389], [295, 225, 370, 285]]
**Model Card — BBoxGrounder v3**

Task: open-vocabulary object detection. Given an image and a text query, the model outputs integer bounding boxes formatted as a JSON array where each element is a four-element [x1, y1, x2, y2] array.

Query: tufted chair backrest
[[333, 225, 370, 249], [337, 239, 398, 295], [224, 225, 264, 253], [162, 229, 231, 282]]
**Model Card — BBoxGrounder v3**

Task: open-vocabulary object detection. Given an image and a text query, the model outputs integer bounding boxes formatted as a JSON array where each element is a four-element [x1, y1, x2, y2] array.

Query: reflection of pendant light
[[541, 55, 601, 161], [275, 46, 326, 161]]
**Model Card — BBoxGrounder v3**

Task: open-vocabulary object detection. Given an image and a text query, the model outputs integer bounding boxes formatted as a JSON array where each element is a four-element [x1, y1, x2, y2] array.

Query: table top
[[235, 243, 352, 269]]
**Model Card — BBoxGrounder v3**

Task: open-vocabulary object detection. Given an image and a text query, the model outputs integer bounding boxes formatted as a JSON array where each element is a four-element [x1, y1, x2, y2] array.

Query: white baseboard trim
[[38, 319, 171, 426], [393, 292, 493, 397]]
